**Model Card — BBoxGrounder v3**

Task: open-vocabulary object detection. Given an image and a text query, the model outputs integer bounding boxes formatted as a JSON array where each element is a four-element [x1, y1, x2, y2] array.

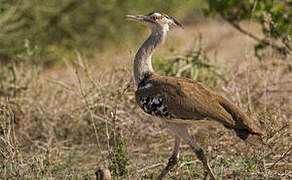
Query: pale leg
[[157, 136, 180, 179], [166, 122, 216, 180]]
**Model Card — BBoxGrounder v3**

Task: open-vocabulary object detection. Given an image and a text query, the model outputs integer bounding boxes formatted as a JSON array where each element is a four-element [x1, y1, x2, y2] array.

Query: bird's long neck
[[134, 28, 168, 86]]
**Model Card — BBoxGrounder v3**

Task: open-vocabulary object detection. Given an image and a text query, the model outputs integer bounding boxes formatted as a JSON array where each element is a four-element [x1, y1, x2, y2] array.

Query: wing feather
[[135, 73, 264, 143]]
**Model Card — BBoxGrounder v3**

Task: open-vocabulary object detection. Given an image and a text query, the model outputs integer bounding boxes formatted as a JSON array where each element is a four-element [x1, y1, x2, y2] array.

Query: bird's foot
[[157, 155, 179, 180]]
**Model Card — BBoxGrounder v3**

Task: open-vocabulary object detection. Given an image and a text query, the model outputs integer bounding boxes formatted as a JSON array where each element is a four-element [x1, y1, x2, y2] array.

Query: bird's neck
[[134, 28, 168, 86]]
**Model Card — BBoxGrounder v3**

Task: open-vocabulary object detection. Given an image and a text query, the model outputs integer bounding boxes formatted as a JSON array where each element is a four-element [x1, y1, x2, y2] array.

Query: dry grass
[[0, 20, 291, 179]]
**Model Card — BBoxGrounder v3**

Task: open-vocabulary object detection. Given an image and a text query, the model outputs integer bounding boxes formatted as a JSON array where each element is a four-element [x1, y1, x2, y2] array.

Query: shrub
[[204, 0, 291, 59]]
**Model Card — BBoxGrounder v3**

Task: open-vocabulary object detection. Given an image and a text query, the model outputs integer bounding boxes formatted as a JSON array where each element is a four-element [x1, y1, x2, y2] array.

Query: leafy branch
[[205, 0, 292, 59]]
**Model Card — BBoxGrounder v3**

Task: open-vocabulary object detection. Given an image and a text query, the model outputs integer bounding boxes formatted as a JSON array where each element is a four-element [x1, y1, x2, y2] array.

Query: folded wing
[[136, 73, 264, 144]]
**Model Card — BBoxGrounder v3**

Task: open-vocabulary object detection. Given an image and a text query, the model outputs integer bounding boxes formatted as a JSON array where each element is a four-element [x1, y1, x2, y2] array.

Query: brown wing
[[135, 73, 264, 143], [136, 74, 234, 125]]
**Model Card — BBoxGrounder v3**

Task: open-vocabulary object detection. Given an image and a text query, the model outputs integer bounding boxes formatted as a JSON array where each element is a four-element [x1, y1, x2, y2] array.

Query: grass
[[0, 20, 291, 179]]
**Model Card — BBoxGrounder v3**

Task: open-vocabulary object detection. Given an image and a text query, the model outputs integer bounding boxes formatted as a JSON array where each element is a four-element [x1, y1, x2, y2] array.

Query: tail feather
[[234, 128, 265, 146], [217, 96, 265, 145]]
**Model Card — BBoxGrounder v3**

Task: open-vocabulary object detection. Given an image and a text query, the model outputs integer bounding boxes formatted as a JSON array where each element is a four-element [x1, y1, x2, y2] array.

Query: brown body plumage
[[136, 72, 264, 144]]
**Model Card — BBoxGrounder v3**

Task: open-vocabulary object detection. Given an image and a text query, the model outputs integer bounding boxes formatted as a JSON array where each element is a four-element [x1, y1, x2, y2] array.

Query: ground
[[0, 19, 291, 179]]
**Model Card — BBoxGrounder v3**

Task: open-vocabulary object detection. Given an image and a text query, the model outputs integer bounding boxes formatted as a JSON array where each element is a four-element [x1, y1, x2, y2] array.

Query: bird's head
[[125, 12, 183, 31]]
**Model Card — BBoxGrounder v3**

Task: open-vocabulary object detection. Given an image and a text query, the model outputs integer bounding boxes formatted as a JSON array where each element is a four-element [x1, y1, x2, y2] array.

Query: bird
[[125, 12, 264, 180]]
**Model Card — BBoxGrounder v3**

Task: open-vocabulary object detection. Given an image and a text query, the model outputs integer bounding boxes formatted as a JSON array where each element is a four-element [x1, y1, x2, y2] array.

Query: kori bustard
[[125, 12, 264, 179]]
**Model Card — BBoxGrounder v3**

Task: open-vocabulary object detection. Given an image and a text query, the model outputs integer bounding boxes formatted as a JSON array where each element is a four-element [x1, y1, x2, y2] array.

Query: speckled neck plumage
[[133, 27, 168, 86]]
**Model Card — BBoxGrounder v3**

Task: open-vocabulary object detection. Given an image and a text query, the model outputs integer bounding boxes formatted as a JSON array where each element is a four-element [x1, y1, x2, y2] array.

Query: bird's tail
[[217, 96, 265, 146], [234, 128, 265, 146]]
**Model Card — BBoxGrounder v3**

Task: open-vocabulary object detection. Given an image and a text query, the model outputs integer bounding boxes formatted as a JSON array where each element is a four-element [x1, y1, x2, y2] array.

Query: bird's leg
[[188, 142, 215, 180], [157, 136, 180, 180], [166, 122, 216, 180]]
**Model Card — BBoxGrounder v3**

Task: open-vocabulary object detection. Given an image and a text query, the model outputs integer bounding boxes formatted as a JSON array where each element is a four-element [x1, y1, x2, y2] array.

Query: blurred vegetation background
[[0, 0, 205, 66], [0, 0, 290, 66]]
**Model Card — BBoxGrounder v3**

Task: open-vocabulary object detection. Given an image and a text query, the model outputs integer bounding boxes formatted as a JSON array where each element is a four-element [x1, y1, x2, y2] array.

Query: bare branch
[[269, 147, 292, 170], [220, 15, 291, 55]]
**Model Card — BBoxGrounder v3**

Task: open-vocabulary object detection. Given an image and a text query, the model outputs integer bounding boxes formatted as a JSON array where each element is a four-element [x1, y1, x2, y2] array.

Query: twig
[[265, 162, 292, 169], [266, 81, 292, 87], [266, 123, 289, 142], [269, 146, 292, 170], [220, 15, 290, 54], [220, 15, 261, 42], [137, 163, 165, 173], [110, 79, 131, 149], [74, 67, 102, 150], [178, 160, 200, 169], [45, 78, 75, 91]]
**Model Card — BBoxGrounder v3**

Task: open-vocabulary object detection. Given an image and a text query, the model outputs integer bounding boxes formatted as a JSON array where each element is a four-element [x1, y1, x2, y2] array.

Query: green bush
[[204, 0, 291, 59], [109, 137, 130, 178]]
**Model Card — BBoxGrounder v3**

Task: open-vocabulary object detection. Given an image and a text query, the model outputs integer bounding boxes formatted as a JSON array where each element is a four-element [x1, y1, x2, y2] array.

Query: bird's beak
[[124, 15, 149, 23]]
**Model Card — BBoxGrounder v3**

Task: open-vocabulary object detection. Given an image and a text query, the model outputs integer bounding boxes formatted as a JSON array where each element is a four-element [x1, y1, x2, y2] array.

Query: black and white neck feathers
[[133, 27, 169, 85]]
